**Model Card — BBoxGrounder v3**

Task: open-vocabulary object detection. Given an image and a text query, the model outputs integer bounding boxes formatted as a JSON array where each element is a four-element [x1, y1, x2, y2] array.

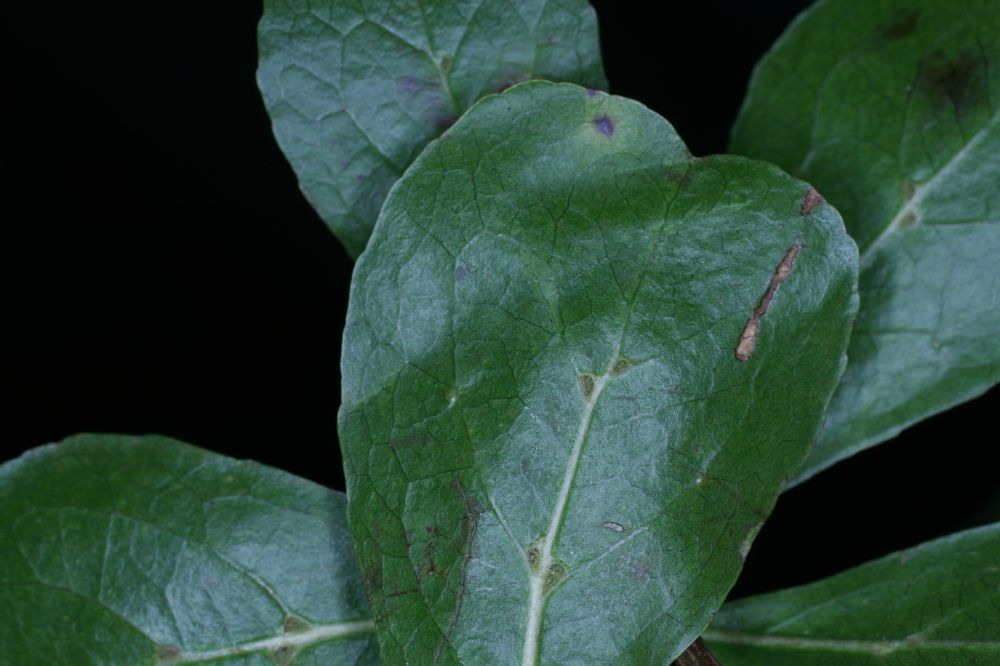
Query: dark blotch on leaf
[[579, 373, 596, 400], [593, 114, 615, 137], [919, 50, 988, 117], [435, 115, 457, 131], [873, 10, 919, 43]]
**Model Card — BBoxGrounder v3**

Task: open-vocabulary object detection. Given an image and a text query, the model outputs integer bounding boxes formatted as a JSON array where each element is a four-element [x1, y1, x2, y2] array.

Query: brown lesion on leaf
[[610, 356, 631, 377], [542, 559, 568, 594], [800, 187, 824, 217], [155, 645, 181, 661], [735, 244, 800, 362], [282, 615, 311, 634], [271, 645, 296, 666], [527, 544, 541, 572], [898, 211, 918, 229], [579, 373, 596, 400]]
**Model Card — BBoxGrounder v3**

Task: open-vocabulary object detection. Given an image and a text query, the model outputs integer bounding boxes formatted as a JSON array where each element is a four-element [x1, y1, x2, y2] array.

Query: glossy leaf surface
[[0, 434, 376, 665], [339, 81, 859, 664], [258, 0, 607, 257], [706, 523, 1000, 664], [731, 0, 1000, 484]]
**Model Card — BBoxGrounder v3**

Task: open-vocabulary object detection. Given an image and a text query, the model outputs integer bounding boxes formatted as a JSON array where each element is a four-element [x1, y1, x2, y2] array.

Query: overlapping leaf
[[731, 0, 1000, 484], [0, 434, 375, 665], [706, 523, 1000, 664], [339, 81, 859, 664], [257, 0, 607, 257]]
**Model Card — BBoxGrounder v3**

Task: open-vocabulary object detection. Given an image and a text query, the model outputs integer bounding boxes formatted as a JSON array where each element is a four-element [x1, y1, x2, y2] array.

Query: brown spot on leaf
[[610, 356, 631, 377], [156, 645, 181, 660], [735, 244, 800, 362], [543, 560, 567, 593], [579, 373, 596, 400], [800, 187, 824, 217], [898, 211, 918, 228], [282, 615, 310, 634]]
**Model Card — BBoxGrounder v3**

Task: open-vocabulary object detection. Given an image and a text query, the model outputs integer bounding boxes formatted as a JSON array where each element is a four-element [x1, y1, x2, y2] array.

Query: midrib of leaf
[[702, 629, 1000, 656], [858, 108, 998, 265], [520, 366, 614, 665], [157, 619, 375, 664]]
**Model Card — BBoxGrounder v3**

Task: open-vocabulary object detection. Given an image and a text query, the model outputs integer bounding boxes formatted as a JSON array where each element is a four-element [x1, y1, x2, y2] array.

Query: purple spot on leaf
[[593, 115, 615, 137], [399, 76, 421, 95]]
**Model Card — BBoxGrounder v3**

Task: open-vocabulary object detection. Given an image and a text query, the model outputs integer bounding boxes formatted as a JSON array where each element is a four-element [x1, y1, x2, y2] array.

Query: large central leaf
[[339, 81, 858, 663]]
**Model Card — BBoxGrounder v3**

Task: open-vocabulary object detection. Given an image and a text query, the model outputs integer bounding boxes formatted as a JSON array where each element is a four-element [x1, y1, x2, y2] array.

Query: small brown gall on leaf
[[800, 187, 824, 217]]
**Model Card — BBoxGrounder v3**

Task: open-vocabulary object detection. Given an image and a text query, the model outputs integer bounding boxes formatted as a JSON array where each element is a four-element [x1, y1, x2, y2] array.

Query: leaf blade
[[339, 81, 859, 664], [730, 0, 1000, 484], [257, 0, 607, 257], [705, 523, 1000, 665], [0, 434, 376, 666]]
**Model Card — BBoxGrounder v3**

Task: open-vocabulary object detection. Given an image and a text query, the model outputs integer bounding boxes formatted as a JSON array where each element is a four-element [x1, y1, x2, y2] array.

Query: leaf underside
[[339, 81, 859, 664], [0, 434, 376, 666], [257, 0, 607, 258], [730, 0, 1000, 485], [706, 522, 1000, 665]]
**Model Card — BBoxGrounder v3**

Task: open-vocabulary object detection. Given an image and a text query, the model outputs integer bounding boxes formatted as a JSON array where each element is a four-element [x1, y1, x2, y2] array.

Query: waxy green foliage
[[339, 81, 859, 664], [0, 434, 376, 665], [706, 522, 1000, 665], [257, 0, 606, 258], [731, 0, 1000, 484]]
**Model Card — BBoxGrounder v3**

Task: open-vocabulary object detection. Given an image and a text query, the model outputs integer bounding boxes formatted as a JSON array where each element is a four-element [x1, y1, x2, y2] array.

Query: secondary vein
[[157, 619, 375, 664]]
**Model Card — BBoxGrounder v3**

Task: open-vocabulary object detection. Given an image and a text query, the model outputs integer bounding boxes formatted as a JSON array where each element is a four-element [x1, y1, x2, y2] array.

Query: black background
[[3, 1, 997, 602]]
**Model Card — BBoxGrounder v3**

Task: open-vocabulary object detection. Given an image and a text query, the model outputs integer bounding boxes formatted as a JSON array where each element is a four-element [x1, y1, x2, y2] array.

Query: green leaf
[[705, 523, 1000, 664], [257, 0, 607, 258], [0, 434, 376, 666], [730, 0, 1000, 484], [339, 81, 859, 664]]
